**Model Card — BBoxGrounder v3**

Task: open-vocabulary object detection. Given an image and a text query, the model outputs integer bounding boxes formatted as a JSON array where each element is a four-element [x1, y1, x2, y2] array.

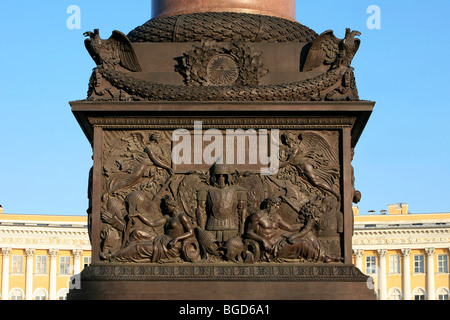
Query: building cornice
[[0, 226, 90, 251], [352, 226, 450, 250]]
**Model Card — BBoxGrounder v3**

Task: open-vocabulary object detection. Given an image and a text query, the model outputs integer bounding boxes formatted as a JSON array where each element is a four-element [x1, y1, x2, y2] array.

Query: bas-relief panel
[[94, 129, 346, 264]]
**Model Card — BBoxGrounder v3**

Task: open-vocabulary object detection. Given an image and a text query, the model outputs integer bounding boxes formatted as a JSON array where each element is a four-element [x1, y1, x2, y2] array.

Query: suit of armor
[[196, 164, 248, 243], [197, 185, 247, 242]]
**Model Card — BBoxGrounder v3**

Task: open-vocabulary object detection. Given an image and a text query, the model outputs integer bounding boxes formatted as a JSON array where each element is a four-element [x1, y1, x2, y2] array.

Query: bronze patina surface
[[68, 0, 375, 300]]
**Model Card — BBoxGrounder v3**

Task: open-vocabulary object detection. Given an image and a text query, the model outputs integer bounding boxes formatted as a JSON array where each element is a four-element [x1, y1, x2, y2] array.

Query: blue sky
[[0, 1, 449, 216]]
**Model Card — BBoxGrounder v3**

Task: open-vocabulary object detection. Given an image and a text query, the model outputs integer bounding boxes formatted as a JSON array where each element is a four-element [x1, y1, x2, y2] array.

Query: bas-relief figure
[[82, 14, 363, 265], [245, 196, 342, 263], [96, 129, 349, 264], [195, 164, 248, 261], [100, 195, 199, 263], [279, 131, 340, 199]]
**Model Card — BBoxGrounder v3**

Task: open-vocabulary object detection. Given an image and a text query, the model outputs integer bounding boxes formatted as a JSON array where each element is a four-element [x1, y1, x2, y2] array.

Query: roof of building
[[353, 203, 450, 231], [0, 213, 88, 228]]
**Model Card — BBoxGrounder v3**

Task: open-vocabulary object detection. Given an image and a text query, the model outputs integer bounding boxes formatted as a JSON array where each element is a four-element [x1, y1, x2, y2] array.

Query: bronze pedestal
[[69, 1, 375, 300]]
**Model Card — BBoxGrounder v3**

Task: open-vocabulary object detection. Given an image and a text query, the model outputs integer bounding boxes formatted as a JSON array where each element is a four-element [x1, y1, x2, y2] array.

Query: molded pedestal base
[[68, 263, 376, 300]]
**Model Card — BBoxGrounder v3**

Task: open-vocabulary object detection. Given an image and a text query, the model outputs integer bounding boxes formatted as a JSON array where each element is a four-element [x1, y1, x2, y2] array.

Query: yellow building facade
[[0, 203, 448, 300], [0, 207, 91, 300], [353, 203, 450, 300]]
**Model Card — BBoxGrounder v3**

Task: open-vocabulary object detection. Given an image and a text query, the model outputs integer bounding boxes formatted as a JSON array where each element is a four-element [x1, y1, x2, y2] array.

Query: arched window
[[413, 287, 426, 300], [57, 288, 69, 300], [33, 288, 48, 300], [437, 287, 449, 300], [388, 287, 402, 300], [9, 288, 24, 300]]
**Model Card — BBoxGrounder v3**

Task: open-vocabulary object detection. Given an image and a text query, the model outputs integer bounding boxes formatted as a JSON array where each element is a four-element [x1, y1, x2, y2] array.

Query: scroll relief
[[97, 129, 345, 264]]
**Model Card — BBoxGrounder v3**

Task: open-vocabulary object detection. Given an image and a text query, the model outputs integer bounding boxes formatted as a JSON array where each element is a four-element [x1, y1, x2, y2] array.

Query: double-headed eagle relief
[[96, 129, 345, 264]]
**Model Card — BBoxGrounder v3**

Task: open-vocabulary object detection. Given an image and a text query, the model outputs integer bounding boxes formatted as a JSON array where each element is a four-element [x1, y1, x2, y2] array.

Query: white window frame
[[83, 256, 91, 268], [35, 255, 47, 274], [365, 255, 377, 274], [59, 256, 71, 275], [9, 288, 24, 300], [437, 288, 449, 300], [413, 287, 426, 300], [33, 288, 48, 300], [11, 255, 23, 274], [388, 287, 402, 300], [413, 254, 425, 274], [437, 254, 448, 273], [389, 254, 401, 274], [57, 288, 69, 300]]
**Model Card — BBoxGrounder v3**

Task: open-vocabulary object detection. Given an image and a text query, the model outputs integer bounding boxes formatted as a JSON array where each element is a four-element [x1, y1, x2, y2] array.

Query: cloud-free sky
[[0, 1, 449, 216]]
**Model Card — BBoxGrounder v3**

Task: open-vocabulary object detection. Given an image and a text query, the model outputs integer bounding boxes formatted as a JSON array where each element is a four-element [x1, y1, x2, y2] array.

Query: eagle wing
[[303, 30, 341, 72], [84, 38, 101, 66], [108, 30, 142, 72], [350, 38, 361, 59]]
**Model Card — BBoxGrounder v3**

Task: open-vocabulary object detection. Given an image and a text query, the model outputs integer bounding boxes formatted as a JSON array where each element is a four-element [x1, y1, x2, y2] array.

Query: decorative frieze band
[[80, 263, 369, 283], [353, 227, 450, 247], [0, 228, 90, 248], [88, 116, 356, 129]]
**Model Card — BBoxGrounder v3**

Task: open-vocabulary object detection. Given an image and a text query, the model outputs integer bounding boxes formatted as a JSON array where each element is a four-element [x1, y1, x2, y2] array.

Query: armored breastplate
[[207, 187, 238, 220]]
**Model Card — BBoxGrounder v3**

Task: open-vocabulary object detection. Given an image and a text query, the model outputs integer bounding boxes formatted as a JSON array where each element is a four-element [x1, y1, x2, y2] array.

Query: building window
[[57, 289, 69, 300], [413, 255, 425, 273], [437, 254, 448, 273], [388, 288, 402, 300], [36, 255, 47, 274], [33, 288, 47, 300], [389, 254, 401, 274], [365, 255, 377, 274], [10, 288, 24, 300], [437, 288, 449, 300], [83, 256, 91, 268], [413, 288, 426, 300], [59, 256, 71, 275], [12, 255, 23, 274]]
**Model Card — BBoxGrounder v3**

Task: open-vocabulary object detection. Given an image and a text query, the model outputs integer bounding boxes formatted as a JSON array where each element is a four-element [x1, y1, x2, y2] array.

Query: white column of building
[[48, 249, 59, 300], [1, 248, 11, 300], [72, 249, 82, 275], [354, 249, 364, 271], [425, 247, 435, 300], [377, 249, 387, 300], [401, 248, 411, 300], [25, 249, 35, 300]]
